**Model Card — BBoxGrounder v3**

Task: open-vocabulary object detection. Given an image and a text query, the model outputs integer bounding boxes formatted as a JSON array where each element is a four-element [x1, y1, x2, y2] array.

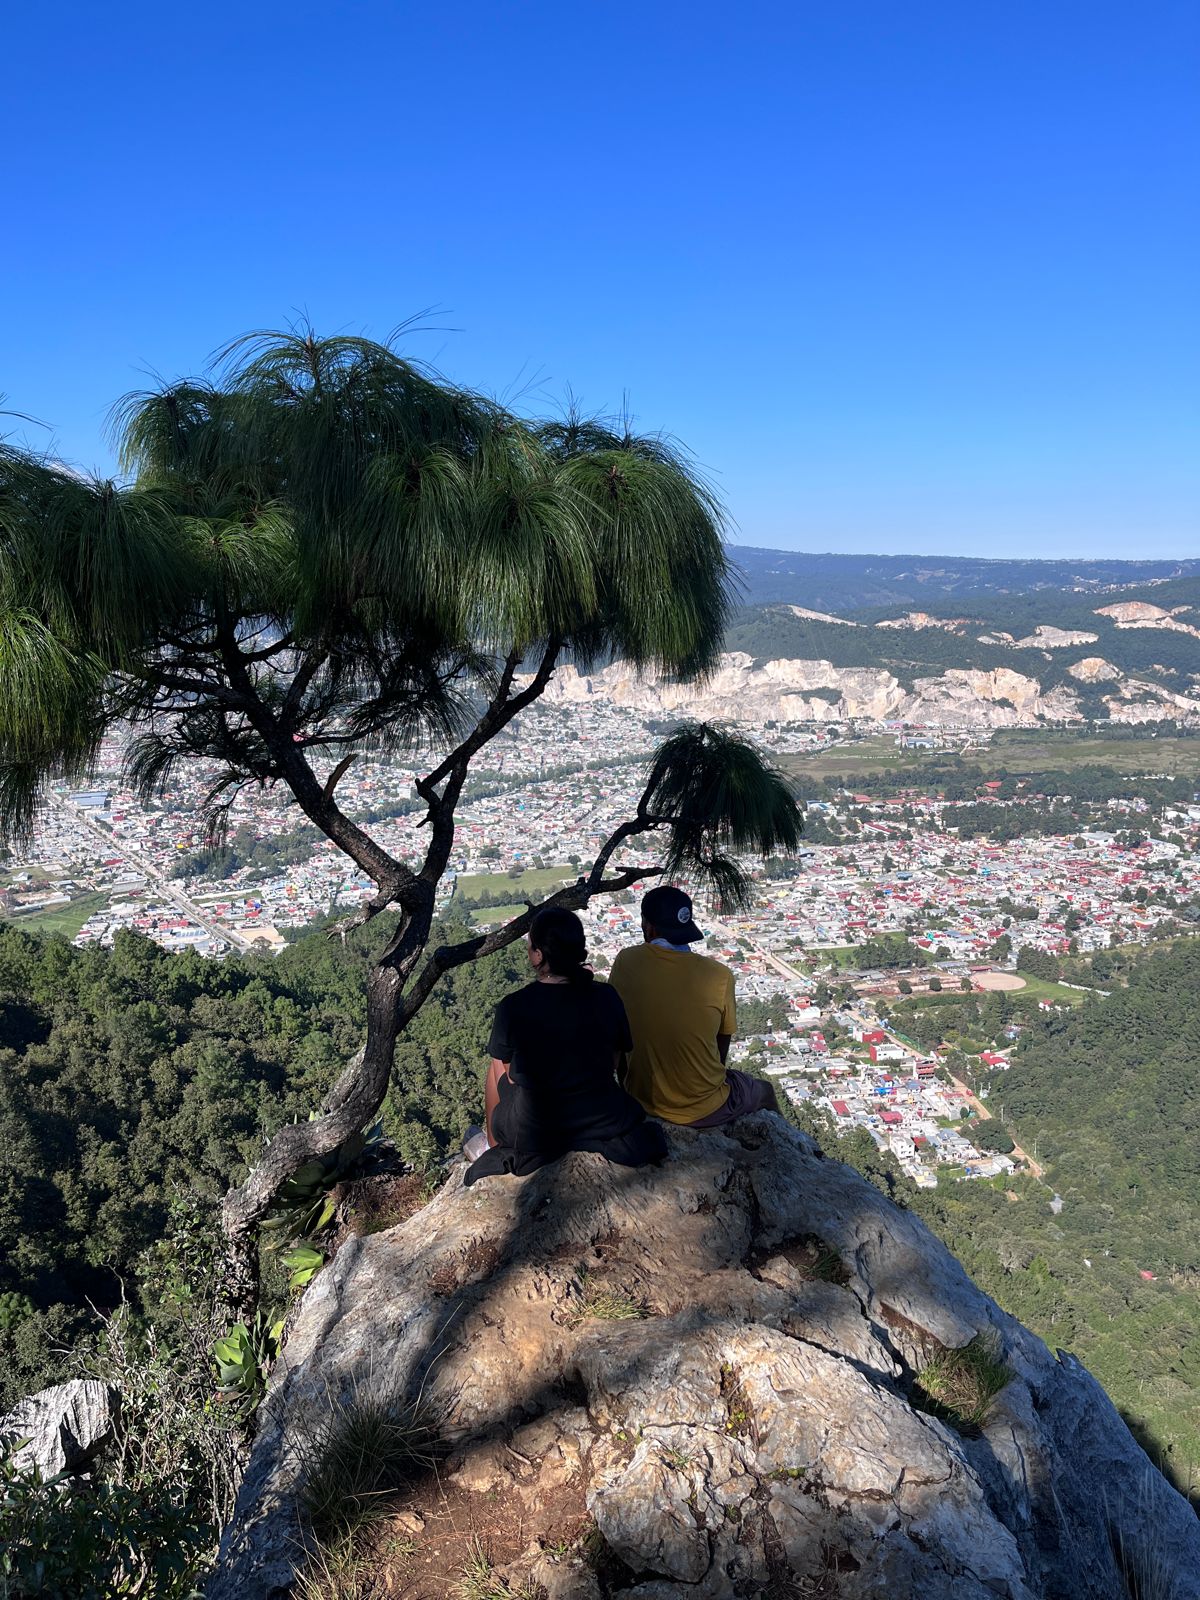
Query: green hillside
[[1, 918, 1197, 1504], [725, 575, 1200, 701]]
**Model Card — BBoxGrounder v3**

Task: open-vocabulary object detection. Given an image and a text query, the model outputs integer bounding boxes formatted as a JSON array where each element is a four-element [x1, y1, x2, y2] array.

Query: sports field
[[453, 864, 575, 904], [782, 727, 1200, 782], [0, 890, 110, 939]]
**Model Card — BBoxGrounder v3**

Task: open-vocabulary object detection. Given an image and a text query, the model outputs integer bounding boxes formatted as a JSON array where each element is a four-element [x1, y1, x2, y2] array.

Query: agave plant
[[281, 1245, 325, 1292], [212, 1311, 284, 1419], [260, 1118, 384, 1239]]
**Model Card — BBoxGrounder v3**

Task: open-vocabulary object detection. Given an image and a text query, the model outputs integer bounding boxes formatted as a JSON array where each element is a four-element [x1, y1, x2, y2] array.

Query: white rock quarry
[[208, 1119, 1200, 1600], [543, 655, 1081, 728], [1068, 657, 1122, 683], [784, 606, 864, 627], [875, 613, 968, 632], [543, 651, 1200, 727], [1094, 602, 1200, 638], [1011, 626, 1099, 649]]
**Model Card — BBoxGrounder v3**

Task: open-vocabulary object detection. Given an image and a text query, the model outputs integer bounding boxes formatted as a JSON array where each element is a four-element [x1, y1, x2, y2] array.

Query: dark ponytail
[[529, 908, 594, 984]]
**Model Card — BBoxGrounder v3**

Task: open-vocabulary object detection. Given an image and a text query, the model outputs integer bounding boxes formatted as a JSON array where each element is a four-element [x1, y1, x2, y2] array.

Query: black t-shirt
[[487, 979, 644, 1157]]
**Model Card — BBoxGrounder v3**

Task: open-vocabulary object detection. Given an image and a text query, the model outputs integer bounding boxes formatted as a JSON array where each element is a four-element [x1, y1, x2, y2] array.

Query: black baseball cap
[[641, 885, 704, 943]]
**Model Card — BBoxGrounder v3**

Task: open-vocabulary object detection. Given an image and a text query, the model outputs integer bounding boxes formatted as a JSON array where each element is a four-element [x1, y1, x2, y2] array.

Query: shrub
[[0, 1449, 207, 1600]]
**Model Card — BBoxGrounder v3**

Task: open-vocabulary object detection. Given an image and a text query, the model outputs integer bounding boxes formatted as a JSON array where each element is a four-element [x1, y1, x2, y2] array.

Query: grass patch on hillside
[[566, 1270, 647, 1327], [783, 728, 1200, 784], [468, 903, 528, 928], [783, 736, 911, 780], [455, 1539, 542, 1599], [454, 865, 575, 904], [1, 890, 110, 938], [296, 1390, 443, 1544], [990, 729, 1200, 777], [1013, 972, 1086, 1007]]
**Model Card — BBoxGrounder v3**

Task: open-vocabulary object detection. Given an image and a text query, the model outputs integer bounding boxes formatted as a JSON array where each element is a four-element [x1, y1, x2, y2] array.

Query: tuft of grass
[[454, 1537, 545, 1599], [911, 1333, 1011, 1433], [292, 1535, 366, 1600], [295, 1388, 443, 1543], [293, 1530, 418, 1600], [565, 1268, 647, 1327]]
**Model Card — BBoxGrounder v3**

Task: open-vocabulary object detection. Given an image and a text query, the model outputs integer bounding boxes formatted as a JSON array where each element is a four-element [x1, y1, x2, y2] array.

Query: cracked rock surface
[[208, 1115, 1200, 1599]]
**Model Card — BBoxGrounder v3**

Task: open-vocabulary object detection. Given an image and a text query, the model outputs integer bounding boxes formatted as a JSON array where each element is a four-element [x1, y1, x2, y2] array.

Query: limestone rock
[[1069, 655, 1121, 682], [0, 1378, 119, 1479], [207, 1117, 1200, 1600], [536, 648, 1200, 728], [1011, 625, 1099, 648]]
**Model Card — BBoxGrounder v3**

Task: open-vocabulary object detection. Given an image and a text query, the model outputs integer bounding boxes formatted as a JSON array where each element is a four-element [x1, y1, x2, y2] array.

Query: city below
[[3, 700, 1197, 1196]]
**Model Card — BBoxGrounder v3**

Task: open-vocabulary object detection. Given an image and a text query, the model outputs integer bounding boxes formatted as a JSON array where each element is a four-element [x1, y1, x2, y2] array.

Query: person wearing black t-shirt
[[462, 908, 667, 1185]]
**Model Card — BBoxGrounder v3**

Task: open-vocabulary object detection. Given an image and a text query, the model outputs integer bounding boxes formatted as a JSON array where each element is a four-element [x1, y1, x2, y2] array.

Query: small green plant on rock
[[212, 1310, 283, 1420], [911, 1332, 1011, 1433], [566, 1269, 647, 1327], [283, 1244, 325, 1292]]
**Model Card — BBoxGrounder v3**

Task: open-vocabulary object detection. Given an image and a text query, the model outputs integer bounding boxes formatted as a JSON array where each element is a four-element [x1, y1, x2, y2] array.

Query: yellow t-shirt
[[609, 943, 737, 1124]]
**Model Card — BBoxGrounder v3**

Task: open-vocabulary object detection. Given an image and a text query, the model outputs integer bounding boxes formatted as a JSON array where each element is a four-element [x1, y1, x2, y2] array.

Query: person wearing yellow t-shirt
[[609, 886, 778, 1128]]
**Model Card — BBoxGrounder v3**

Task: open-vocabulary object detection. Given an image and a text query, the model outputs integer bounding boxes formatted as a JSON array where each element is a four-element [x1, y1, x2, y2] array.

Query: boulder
[[207, 1116, 1200, 1599], [0, 1378, 119, 1479]]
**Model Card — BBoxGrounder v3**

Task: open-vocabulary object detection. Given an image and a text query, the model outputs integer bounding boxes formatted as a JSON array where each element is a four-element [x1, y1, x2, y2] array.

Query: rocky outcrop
[[542, 650, 1200, 727], [785, 606, 863, 627], [1011, 626, 1099, 649], [0, 1378, 119, 1478], [1094, 602, 1200, 638], [875, 613, 968, 631], [208, 1118, 1200, 1600], [543, 655, 1083, 727], [1068, 656, 1122, 683]]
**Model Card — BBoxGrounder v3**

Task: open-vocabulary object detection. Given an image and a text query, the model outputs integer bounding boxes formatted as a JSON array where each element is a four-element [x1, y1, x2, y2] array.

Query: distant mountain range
[[729, 546, 1200, 613]]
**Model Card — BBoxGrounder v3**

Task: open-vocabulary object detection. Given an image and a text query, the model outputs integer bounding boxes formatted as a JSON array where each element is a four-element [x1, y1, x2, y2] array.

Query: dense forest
[[1, 917, 1197, 1508], [879, 941, 1200, 1500], [0, 912, 523, 1409]]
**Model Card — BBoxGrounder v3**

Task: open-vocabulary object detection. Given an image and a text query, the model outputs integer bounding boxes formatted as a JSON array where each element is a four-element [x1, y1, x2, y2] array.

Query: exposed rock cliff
[[209, 1118, 1200, 1599], [543, 655, 1090, 727], [1094, 602, 1200, 637]]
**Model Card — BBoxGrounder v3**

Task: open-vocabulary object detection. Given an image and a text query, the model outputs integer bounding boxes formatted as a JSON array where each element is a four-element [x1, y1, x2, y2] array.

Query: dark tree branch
[[282, 647, 328, 725], [322, 752, 356, 802], [417, 647, 529, 800], [209, 619, 418, 903]]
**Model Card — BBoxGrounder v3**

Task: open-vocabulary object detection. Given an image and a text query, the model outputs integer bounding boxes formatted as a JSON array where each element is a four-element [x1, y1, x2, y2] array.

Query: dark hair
[[529, 908, 593, 984]]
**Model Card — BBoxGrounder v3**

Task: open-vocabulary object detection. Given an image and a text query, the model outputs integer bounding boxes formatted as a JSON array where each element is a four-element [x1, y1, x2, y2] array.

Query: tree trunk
[[218, 962, 403, 1323]]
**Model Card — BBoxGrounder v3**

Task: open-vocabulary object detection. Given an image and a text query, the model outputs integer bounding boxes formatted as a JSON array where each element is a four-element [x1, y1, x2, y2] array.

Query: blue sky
[[3, 0, 1197, 558]]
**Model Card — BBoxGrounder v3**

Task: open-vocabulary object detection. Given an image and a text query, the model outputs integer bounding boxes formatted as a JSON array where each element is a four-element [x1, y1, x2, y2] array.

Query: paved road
[[52, 794, 255, 952]]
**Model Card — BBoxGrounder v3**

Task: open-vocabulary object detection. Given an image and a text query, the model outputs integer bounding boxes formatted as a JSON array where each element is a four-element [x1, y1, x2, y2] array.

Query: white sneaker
[[462, 1126, 489, 1162]]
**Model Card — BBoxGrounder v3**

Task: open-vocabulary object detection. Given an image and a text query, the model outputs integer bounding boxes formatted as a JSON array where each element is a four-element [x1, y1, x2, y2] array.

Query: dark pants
[[685, 1069, 778, 1128]]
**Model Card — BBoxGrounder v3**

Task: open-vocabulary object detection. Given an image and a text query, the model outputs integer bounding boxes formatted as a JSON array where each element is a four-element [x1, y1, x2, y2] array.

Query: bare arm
[[718, 972, 736, 1066], [484, 1057, 510, 1146]]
